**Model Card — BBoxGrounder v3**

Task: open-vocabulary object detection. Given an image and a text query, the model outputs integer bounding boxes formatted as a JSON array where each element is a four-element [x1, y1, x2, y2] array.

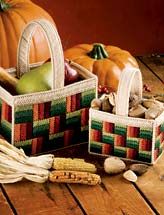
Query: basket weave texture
[[0, 19, 97, 154], [89, 68, 164, 164]]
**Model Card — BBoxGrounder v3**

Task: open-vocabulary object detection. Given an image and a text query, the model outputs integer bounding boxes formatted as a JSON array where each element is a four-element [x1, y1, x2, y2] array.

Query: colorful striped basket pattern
[[89, 119, 164, 163], [0, 88, 95, 154]]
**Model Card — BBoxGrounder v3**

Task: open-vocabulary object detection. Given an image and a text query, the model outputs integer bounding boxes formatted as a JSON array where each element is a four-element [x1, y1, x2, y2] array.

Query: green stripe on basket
[[49, 132, 64, 140], [160, 123, 164, 132], [15, 109, 33, 123], [90, 141, 102, 154], [81, 88, 95, 107], [66, 110, 81, 126], [114, 146, 126, 158], [51, 97, 66, 116], [126, 137, 139, 149], [49, 132, 64, 149], [33, 119, 49, 136], [155, 137, 160, 149], [139, 128, 152, 140], [102, 132, 114, 144], [15, 105, 33, 112], [14, 139, 32, 154], [0, 119, 11, 141], [91, 120, 103, 130], [138, 151, 152, 163], [114, 124, 127, 136]]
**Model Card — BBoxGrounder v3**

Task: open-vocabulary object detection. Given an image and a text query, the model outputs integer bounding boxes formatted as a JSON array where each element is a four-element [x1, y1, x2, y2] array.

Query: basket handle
[[16, 19, 65, 89], [115, 68, 143, 116]]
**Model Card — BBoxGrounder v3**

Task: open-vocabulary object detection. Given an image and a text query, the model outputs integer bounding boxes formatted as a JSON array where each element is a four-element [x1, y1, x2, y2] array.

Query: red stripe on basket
[[20, 123, 27, 141], [81, 108, 89, 126], [127, 126, 140, 137], [44, 102, 51, 118], [102, 144, 112, 155], [126, 148, 137, 159], [39, 103, 45, 120], [1, 101, 12, 122], [32, 137, 43, 154], [71, 95, 77, 112], [103, 121, 114, 133], [114, 134, 125, 146], [76, 93, 81, 110], [139, 139, 152, 151], [64, 130, 74, 146]]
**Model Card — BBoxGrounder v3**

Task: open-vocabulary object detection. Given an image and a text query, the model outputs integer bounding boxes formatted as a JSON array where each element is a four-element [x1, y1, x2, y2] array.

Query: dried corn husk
[[49, 170, 101, 185], [52, 157, 97, 173], [0, 139, 54, 183], [0, 139, 54, 169]]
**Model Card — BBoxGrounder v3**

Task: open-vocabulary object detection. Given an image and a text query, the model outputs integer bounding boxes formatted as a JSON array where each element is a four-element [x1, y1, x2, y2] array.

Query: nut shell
[[123, 170, 137, 182]]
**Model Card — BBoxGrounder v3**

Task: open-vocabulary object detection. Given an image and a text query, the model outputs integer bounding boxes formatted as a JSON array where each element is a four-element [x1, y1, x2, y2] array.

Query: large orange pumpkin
[[64, 43, 139, 92], [0, 0, 54, 68]]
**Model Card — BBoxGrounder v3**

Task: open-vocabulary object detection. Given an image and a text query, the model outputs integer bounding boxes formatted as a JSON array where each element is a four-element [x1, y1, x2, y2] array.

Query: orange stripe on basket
[[90, 129, 101, 142], [14, 124, 21, 142], [66, 96, 71, 113], [49, 116, 60, 134], [81, 108, 89, 126], [33, 104, 39, 121]]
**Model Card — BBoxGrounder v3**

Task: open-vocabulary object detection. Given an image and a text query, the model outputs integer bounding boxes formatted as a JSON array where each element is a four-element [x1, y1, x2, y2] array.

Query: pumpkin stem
[[87, 44, 108, 59], [0, 0, 10, 12]]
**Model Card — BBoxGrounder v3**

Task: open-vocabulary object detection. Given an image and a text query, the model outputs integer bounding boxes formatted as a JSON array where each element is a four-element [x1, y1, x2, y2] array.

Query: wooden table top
[[0, 55, 164, 215]]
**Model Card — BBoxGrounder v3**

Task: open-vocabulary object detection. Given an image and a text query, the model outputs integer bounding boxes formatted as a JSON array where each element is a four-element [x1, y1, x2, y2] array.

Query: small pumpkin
[[0, 0, 54, 68], [64, 43, 139, 91]]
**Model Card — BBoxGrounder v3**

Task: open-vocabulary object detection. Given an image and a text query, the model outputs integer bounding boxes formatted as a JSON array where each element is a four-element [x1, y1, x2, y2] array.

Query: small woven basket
[[0, 19, 97, 154], [89, 68, 164, 164]]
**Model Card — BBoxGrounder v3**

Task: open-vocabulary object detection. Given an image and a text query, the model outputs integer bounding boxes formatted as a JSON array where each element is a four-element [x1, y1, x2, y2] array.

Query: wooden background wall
[[33, 0, 164, 55]]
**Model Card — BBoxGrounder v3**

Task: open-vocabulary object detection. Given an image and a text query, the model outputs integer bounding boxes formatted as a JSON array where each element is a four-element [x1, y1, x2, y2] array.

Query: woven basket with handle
[[0, 19, 97, 154], [89, 68, 164, 164]]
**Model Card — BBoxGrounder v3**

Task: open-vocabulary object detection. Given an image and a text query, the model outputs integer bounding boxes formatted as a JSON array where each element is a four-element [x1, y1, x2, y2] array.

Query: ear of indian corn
[[49, 170, 101, 185], [52, 157, 97, 173]]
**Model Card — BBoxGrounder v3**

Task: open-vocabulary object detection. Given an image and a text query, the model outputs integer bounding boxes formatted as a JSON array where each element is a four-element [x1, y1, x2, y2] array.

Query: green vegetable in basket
[[16, 62, 52, 94]]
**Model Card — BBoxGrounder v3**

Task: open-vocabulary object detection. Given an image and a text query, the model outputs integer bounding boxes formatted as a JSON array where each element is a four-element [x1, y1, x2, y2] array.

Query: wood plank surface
[[136, 153, 164, 215], [2, 181, 83, 215], [136, 58, 164, 101], [0, 186, 13, 215], [68, 174, 154, 215], [52, 144, 154, 215], [138, 55, 164, 83]]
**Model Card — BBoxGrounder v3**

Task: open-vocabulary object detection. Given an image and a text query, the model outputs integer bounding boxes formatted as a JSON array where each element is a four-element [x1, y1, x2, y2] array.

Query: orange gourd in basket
[[64, 43, 139, 92], [0, 0, 54, 68]]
